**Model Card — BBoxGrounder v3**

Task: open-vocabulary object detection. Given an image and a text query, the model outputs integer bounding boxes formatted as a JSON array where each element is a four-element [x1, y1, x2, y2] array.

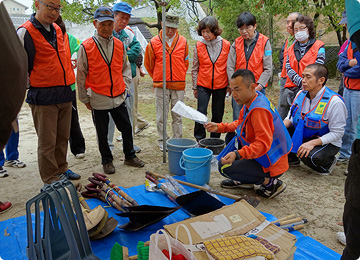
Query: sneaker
[[337, 232, 346, 245], [315, 158, 337, 176], [159, 143, 167, 152], [64, 169, 81, 180], [116, 135, 123, 142], [288, 154, 300, 167], [344, 170, 348, 176], [103, 163, 116, 174], [0, 167, 8, 178], [124, 157, 145, 168], [135, 123, 150, 135], [134, 145, 141, 153], [4, 159, 26, 168], [256, 179, 287, 199], [337, 156, 349, 164], [220, 179, 254, 189], [0, 201, 12, 214], [75, 153, 85, 159]]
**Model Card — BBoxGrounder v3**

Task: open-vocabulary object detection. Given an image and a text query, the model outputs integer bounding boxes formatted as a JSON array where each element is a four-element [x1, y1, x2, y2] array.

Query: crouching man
[[284, 64, 347, 175], [77, 7, 145, 174], [205, 69, 291, 199]]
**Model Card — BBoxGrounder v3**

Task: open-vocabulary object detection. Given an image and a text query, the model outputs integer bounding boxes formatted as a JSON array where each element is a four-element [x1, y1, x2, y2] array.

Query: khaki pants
[[155, 88, 184, 143], [133, 67, 149, 130], [30, 102, 71, 184]]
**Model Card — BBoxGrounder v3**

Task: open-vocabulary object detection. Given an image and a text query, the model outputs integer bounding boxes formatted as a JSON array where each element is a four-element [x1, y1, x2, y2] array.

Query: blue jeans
[[339, 88, 360, 159], [0, 129, 19, 166]]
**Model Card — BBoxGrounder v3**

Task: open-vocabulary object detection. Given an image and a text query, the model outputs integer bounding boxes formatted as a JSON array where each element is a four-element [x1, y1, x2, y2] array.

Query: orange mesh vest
[[344, 41, 360, 90], [284, 40, 324, 89], [64, 33, 76, 85], [82, 37, 125, 97], [196, 39, 230, 89], [150, 34, 187, 90], [21, 21, 73, 87], [280, 39, 289, 78], [235, 33, 269, 87]]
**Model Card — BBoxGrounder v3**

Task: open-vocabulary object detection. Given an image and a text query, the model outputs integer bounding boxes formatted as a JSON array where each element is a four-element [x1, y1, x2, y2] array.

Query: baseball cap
[[94, 6, 115, 22], [113, 2, 133, 16], [339, 10, 347, 25], [165, 14, 179, 28]]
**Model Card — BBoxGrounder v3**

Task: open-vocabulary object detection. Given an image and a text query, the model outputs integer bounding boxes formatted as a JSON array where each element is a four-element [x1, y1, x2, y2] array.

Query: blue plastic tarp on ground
[[0, 176, 341, 260]]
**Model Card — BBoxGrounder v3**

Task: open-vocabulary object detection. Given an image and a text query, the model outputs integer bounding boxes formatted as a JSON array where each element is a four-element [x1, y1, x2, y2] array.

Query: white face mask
[[295, 30, 309, 42]]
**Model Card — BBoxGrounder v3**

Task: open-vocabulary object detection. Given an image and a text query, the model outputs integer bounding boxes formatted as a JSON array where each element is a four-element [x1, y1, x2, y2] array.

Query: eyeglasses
[[294, 26, 307, 33], [38, 0, 62, 12], [238, 25, 254, 33]]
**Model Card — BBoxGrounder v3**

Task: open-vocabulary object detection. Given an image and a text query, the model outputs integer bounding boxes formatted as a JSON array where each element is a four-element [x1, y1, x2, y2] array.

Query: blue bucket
[[179, 148, 213, 185], [167, 138, 198, 175]]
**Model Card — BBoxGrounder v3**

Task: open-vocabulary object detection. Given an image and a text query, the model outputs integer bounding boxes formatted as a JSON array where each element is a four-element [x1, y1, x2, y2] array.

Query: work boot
[[103, 163, 116, 174], [0, 201, 12, 214], [124, 157, 145, 168]]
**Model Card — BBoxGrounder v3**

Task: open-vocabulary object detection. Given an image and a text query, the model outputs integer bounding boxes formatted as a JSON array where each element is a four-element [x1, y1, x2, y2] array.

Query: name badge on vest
[[314, 102, 326, 115]]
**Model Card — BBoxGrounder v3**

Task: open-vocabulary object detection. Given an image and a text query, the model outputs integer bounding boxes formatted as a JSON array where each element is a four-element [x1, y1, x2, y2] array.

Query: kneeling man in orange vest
[[77, 7, 145, 174], [205, 69, 291, 199]]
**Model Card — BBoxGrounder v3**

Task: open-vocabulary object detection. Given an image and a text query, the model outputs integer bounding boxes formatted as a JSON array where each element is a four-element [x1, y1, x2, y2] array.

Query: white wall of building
[[2, 0, 27, 14]]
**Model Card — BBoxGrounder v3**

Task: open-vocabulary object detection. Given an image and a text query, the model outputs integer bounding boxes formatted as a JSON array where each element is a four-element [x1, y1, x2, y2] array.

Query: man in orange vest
[[337, 40, 360, 163], [17, 0, 81, 183], [77, 7, 145, 174], [227, 12, 272, 121], [277, 12, 301, 119], [144, 15, 189, 151]]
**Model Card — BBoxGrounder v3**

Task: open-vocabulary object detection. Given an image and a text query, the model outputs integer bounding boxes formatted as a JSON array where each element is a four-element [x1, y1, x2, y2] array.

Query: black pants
[[69, 90, 85, 156], [218, 137, 271, 185], [287, 126, 339, 173], [194, 86, 226, 140], [342, 139, 360, 260], [299, 143, 339, 173], [92, 102, 135, 165], [218, 158, 270, 185]]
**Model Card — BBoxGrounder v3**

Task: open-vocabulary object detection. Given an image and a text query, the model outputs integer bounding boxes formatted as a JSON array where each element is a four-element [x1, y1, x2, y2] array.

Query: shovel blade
[[117, 205, 181, 231], [176, 190, 225, 216]]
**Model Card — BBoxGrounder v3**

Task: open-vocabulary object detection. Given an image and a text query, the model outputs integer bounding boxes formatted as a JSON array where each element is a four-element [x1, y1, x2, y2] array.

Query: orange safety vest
[[82, 37, 126, 97], [196, 39, 230, 90], [150, 34, 187, 90], [280, 39, 289, 78], [21, 21, 73, 87], [64, 33, 76, 85], [235, 33, 269, 87], [284, 40, 324, 89], [344, 41, 360, 90]]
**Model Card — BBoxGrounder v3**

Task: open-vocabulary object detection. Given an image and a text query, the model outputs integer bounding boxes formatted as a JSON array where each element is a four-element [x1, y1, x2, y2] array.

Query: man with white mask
[[282, 15, 326, 128]]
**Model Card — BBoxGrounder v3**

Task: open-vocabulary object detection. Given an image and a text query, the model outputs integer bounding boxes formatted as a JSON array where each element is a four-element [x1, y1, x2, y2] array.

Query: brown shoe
[[103, 163, 115, 174], [124, 157, 145, 168]]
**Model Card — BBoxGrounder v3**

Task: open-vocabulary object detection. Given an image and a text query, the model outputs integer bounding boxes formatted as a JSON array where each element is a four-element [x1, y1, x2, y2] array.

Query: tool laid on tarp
[[271, 214, 308, 232], [82, 173, 181, 231], [146, 171, 261, 208], [145, 173, 225, 216], [26, 179, 100, 260]]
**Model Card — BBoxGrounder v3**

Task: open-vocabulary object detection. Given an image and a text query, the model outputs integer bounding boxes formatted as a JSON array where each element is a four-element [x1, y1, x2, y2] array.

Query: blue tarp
[[0, 176, 341, 260]]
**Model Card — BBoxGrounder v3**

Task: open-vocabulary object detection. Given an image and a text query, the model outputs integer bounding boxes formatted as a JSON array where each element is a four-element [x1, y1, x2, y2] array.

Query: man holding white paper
[[205, 69, 291, 199]]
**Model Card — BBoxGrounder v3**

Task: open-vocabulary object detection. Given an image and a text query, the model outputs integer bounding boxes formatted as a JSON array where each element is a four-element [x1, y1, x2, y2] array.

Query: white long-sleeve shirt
[[285, 86, 347, 147]]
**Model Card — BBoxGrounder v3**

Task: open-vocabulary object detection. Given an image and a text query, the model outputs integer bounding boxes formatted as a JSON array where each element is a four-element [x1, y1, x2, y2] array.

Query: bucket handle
[[179, 155, 211, 171]]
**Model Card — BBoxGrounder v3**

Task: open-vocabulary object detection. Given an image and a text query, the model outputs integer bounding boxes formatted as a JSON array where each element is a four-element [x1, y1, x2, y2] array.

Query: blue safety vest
[[236, 92, 292, 168], [290, 87, 343, 141]]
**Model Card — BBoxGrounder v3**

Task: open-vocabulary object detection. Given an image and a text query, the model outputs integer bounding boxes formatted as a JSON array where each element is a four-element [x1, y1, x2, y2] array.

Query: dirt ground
[[0, 75, 347, 255]]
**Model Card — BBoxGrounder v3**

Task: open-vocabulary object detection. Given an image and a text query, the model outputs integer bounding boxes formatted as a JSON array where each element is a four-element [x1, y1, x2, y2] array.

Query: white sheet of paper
[[172, 100, 208, 124]]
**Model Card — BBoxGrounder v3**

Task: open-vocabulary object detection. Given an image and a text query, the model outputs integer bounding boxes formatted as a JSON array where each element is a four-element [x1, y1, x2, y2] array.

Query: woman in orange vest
[[282, 15, 325, 118], [192, 16, 230, 141]]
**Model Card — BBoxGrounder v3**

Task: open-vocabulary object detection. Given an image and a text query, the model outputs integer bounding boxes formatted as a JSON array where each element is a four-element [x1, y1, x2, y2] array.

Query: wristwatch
[[234, 150, 241, 160]]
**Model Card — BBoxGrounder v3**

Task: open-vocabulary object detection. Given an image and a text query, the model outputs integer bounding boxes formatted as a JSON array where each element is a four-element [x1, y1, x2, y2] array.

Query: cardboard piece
[[164, 200, 297, 260]]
